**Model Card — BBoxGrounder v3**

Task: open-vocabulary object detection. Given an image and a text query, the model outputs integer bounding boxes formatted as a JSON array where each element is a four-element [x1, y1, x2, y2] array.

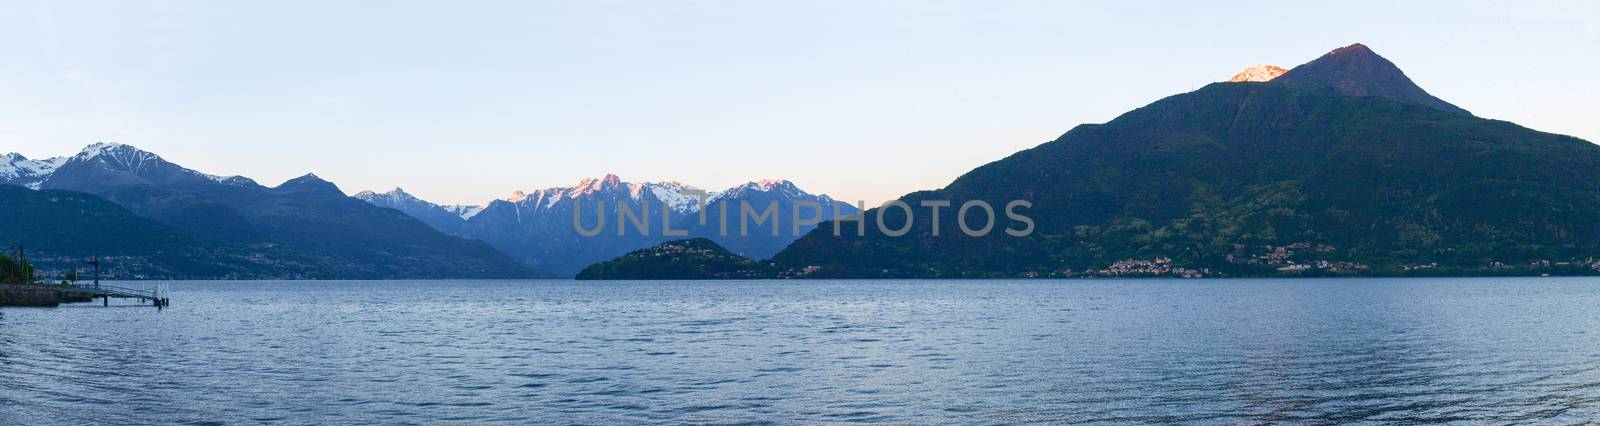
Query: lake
[[3, 278, 1599, 424]]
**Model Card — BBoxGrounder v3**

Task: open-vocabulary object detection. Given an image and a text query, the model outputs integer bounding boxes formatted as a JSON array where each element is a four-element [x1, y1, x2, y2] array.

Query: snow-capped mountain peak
[[574, 174, 625, 195], [2, 142, 256, 190], [1227, 64, 1288, 82], [355, 175, 851, 275], [73, 141, 127, 160], [715, 179, 808, 200], [497, 175, 714, 215], [0, 153, 68, 189], [1, 153, 67, 177], [66, 142, 245, 184], [354, 187, 487, 220], [354, 187, 422, 204], [388, 187, 419, 200], [754, 179, 792, 189], [74, 142, 165, 174], [646, 181, 714, 214]]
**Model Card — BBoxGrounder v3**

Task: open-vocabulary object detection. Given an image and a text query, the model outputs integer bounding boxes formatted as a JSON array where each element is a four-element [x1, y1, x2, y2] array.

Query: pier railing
[[98, 284, 158, 299]]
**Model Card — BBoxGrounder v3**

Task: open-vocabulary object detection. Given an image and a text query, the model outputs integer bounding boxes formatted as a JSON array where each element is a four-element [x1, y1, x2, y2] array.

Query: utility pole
[[17, 245, 29, 284], [88, 254, 101, 289]]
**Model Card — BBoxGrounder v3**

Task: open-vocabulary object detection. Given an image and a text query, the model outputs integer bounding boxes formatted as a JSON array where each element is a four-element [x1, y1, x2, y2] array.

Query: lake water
[[2, 278, 1599, 424]]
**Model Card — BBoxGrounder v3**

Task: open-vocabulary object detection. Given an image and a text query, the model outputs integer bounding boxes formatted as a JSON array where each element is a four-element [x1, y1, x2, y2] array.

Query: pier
[[0, 251, 170, 308], [0, 283, 170, 308], [59, 283, 171, 308]]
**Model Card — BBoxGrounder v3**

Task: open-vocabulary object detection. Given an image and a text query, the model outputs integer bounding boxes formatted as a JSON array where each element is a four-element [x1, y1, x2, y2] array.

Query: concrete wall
[[0, 285, 61, 307]]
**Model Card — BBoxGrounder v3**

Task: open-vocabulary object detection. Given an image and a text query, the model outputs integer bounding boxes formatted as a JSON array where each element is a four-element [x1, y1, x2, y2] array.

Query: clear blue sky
[[2, 1, 1595, 205]]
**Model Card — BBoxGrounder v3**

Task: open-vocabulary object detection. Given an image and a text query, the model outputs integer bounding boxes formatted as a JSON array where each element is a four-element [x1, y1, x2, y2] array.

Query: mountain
[[443, 174, 707, 276], [1, 153, 67, 189], [1228, 65, 1287, 82], [575, 238, 772, 280], [0, 186, 274, 279], [19, 143, 539, 279], [1272, 43, 1471, 115], [769, 43, 1600, 278], [354, 187, 482, 235], [678, 179, 858, 260], [360, 175, 855, 276]]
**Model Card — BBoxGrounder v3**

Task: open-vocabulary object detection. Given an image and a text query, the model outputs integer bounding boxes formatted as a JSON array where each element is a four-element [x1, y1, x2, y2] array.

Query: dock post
[[103, 295, 108, 307]]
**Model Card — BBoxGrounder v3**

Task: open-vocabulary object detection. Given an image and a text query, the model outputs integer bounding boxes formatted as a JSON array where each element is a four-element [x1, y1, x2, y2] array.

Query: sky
[[1, 1, 1596, 206]]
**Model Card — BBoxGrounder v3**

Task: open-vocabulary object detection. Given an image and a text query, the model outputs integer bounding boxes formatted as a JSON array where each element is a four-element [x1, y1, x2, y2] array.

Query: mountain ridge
[[0, 185, 271, 279], [759, 43, 1599, 278], [358, 175, 856, 276], [5, 143, 541, 279]]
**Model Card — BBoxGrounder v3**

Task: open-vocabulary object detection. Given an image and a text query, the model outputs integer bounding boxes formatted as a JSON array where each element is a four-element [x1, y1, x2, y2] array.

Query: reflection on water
[[2, 278, 1599, 423]]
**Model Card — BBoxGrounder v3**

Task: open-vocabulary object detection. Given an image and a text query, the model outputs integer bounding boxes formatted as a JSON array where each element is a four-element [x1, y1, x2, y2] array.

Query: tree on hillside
[[0, 250, 36, 284]]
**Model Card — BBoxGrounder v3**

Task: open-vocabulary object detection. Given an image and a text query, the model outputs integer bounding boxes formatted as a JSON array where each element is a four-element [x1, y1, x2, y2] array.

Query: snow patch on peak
[[567, 174, 635, 198], [753, 179, 794, 190], [70, 142, 248, 186], [722, 179, 804, 198], [4, 155, 66, 176], [202, 173, 249, 185], [709, 179, 821, 205], [75, 142, 128, 160], [1, 153, 68, 189], [1228, 64, 1288, 82], [572, 177, 601, 193], [357, 187, 422, 204], [645, 181, 713, 214], [73, 142, 171, 176], [384, 187, 423, 201], [446, 205, 486, 220], [355, 187, 487, 220], [498, 176, 716, 215]]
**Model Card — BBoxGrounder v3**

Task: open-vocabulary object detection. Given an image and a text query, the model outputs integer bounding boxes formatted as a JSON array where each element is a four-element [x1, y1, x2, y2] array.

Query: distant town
[[1012, 242, 1600, 278]]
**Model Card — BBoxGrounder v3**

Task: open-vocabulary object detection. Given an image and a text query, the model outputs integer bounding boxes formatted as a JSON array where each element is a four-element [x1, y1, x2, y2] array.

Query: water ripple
[[2, 278, 1599, 423]]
